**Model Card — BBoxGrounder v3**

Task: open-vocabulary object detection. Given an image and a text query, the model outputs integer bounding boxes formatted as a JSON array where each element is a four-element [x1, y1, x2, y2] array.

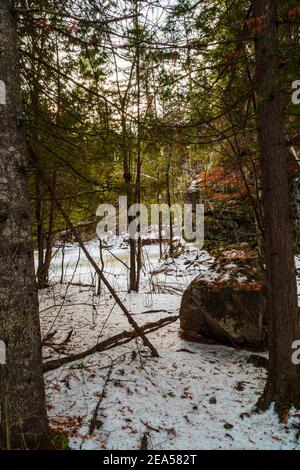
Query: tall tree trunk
[[123, 128, 137, 293], [31, 17, 45, 288], [134, 5, 142, 293], [38, 168, 56, 288], [166, 145, 174, 257], [35, 29, 57, 289], [157, 166, 163, 258], [0, 0, 50, 448], [252, 0, 300, 412], [35, 166, 44, 277]]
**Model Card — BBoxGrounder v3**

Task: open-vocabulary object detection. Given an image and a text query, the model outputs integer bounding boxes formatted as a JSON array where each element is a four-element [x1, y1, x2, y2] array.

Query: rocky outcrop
[[186, 161, 300, 254], [179, 250, 267, 349], [186, 168, 257, 250]]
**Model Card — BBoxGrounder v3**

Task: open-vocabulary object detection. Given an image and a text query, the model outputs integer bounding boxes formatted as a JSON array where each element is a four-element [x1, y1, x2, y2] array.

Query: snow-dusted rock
[[179, 249, 268, 348], [180, 277, 267, 348]]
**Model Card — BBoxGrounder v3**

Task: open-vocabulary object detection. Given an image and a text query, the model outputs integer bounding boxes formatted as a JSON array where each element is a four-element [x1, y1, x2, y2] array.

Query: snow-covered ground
[[39, 240, 300, 450]]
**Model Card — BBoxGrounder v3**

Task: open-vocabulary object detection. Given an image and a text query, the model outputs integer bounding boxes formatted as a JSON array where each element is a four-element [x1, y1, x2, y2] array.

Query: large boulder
[[179, 250, 267, 349]]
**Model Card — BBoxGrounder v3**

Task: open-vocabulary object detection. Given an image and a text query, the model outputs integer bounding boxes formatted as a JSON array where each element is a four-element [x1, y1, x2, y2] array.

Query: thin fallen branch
[[64, 282, 96, 288], [43, 315, 178, 373], [89, 360, 114, 435]]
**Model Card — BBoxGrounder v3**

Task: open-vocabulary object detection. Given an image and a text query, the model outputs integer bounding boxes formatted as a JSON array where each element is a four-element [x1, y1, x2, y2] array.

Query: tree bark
[[37, 168, 56, 288], [166, 145, 174, 257], [252, 0, 300, 412], [134, 2, 142, 292], [0, 0, 50, 448], [35, 166, 45, 279]]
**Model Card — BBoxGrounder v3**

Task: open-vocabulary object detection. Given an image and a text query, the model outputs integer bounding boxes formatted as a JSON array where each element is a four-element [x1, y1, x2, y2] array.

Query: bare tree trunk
[[252, 0, 300, 412], [124, 144, 137, 292], [111, 58, 137, 291], [30, 18, 45, 288], [0, 0, 50, 449], [40, 36, 63, 288], [120, 99, 136, 292], [166, 145, 174, 257], [37, 35, 61, 289], [134, 6, 142, 293], [35, 167, 44, 275], [37, 169, 56, 288], [157, 166, 163, 258]]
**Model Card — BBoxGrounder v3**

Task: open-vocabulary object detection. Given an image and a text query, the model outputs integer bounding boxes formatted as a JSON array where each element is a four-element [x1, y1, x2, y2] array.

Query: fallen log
[[43, 315, 178, 373]]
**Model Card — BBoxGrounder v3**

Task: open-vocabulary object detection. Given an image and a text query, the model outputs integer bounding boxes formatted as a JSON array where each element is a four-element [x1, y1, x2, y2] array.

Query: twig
[[88, 361, 114, 435]]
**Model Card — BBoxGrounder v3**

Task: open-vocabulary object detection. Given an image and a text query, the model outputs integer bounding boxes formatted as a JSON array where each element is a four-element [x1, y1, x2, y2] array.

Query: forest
[[1, 0, 300, 456]]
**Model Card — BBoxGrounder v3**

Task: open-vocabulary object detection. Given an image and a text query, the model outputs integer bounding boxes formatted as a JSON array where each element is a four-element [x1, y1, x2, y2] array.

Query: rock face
[[186, 169, 255, 250], [179, 250, 267, 349], [186, 164, 300, 254]]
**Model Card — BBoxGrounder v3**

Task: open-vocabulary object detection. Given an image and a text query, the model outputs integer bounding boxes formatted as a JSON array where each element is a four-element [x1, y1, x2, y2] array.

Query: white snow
[[39, 241, 300, 450]]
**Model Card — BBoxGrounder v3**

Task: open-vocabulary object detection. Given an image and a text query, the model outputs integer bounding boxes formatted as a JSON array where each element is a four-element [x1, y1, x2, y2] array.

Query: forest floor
[[39, 240, 300, 450]]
